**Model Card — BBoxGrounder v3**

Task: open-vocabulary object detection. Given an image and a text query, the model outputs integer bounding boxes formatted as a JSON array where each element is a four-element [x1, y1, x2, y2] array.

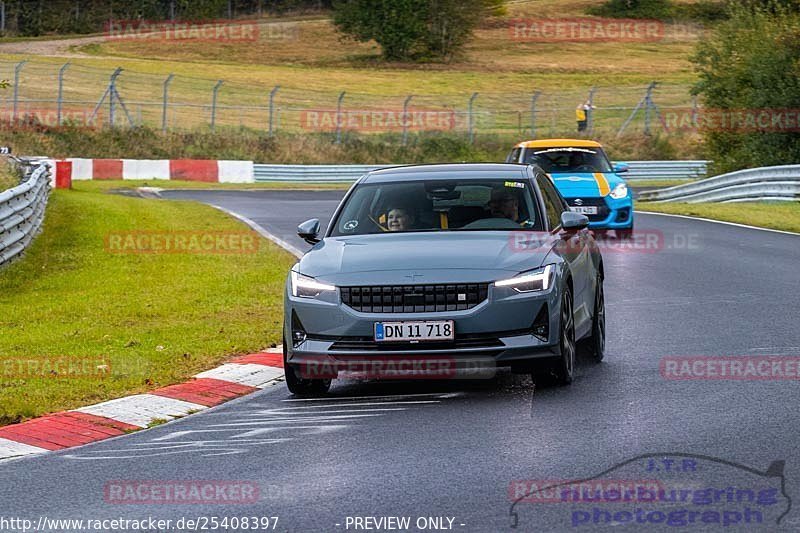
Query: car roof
[[514, 138, 603, 149], [362, 163, 532, 183]]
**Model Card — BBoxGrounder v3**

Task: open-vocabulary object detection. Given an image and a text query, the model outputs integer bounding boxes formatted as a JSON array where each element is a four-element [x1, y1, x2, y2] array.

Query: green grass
[[0, 187, 296, 425], [0, 161, 19, 191], [0, 0, 701, 137], [0, 125, 706, 165], [636, 201, 800, 233]]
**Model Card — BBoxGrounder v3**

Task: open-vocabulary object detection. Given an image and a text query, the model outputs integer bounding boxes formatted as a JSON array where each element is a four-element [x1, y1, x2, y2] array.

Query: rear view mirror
[[613, 163, 629, 174], [561, 211, 589, 232], [297, 218, 321, 244]]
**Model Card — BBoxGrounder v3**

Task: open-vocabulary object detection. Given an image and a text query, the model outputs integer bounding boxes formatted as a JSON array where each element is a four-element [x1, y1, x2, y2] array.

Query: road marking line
[[208, 203, 304, 257], [195, 363, 284, 388], [205, 415, 385, 427], [75, 394, 208, 428], [636, 210, 800, 236], [281, 392, 460, 402], [272, 401, 441, 408], [252, 404, 411, 411]]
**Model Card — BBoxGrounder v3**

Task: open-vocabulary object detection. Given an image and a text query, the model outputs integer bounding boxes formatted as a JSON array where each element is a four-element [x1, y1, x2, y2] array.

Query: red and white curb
[[44, 158, 255, 185], [0, 349, 284, 461]]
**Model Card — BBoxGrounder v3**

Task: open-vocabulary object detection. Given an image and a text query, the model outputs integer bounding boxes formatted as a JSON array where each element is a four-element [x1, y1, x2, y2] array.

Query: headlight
[[291, 270, 336, 298], [609, 183, 629, 199], [495, 265, 553, 293]]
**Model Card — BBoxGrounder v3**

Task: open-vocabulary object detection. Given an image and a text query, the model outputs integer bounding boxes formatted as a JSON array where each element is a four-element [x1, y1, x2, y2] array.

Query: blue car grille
[[341, 284, 489, 313]]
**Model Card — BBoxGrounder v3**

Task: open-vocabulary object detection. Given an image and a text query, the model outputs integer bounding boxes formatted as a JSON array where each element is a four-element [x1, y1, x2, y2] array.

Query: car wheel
[[533, 286, 576, 387], [283, 337, 332, 397], [579, 274, 605, 362]]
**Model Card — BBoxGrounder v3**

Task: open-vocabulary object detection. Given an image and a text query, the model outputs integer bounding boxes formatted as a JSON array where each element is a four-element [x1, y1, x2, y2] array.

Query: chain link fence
[[0, 59, 698, 141]]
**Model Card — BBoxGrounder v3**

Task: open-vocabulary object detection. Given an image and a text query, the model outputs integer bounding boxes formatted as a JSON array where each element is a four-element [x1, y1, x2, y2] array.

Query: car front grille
[[340, 284, 489, 313], [565, 197, 610, 222]]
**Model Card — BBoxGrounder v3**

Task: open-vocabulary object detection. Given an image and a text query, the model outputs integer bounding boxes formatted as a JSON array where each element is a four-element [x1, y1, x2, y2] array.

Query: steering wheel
[[573, 165, 596, 172]]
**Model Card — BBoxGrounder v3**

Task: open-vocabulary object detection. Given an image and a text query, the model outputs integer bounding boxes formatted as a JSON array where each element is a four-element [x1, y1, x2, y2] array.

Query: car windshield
[[523, 147, 613, 173], [330, 178, 542, 236]]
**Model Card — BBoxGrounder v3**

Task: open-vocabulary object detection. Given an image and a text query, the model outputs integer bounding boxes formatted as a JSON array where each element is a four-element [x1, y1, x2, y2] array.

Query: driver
[[488, 189, 520, 222], [387, 207, 413, 232]]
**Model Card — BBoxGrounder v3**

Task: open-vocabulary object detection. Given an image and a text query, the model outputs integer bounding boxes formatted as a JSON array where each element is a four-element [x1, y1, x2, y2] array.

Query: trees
[[691, 1, 800, 172], [332, 0, 426, 60], [333, 0, 505, 61], [0, 0, 333, 36]]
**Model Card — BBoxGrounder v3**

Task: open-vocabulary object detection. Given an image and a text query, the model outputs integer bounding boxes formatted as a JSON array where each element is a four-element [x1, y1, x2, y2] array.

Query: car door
[[535, 172, 593, 337]]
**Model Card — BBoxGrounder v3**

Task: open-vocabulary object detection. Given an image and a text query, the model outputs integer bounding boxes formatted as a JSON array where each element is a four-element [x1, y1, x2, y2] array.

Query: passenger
[[387, 207, 413, 232], [488, 189, 520, 222]]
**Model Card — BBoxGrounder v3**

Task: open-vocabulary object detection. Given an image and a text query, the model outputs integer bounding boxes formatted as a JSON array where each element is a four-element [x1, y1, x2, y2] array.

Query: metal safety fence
[[0, 162, 51, 266], [0, 59, 699, 141], [253, 161, 709, 183], [638, 165, 800, 203]]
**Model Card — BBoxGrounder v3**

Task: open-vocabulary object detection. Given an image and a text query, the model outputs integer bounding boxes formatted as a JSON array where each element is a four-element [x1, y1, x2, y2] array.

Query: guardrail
[[638, 165, 800, 203], [622, 160, 708, 181], [0, 163, 51, 266], [254, 164, 382, 183], [253, 161, 709, 183]]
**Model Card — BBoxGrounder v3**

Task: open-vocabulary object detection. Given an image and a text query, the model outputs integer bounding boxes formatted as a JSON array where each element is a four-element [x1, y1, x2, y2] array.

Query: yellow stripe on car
[[594, 173, 610, 196]]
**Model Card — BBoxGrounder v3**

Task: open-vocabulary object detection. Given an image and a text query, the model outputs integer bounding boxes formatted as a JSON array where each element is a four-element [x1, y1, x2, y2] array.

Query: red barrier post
[[55, 160, 73, 189]]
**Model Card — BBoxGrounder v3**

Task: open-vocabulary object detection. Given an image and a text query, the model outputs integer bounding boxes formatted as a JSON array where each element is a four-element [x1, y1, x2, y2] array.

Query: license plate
[[374, 321, 454, 342], [570, 206, 598, 215]]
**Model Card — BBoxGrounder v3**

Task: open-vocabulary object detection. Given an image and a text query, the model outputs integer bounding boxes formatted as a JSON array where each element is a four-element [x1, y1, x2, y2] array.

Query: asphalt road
[[2, 190, 799, 532]]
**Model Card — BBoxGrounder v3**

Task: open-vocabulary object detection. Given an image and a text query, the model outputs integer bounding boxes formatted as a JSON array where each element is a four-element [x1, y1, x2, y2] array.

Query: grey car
[[283, 163, 605, 395]]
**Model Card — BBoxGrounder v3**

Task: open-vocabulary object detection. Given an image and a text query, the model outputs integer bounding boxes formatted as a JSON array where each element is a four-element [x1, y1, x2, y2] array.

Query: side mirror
[[613, 163, 629, 174], [561, 211, 589, 232], [297, 218, 321, 244]]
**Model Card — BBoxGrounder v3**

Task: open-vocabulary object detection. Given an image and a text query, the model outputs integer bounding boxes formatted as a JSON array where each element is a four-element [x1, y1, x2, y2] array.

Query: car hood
[[296, 232, 555, 285], [550, 172, 624, 197]]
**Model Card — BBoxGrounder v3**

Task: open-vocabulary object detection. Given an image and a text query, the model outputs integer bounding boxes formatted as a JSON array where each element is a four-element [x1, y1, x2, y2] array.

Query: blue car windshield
[[330, 179, 542, 236], [523, 147, 613, 173]]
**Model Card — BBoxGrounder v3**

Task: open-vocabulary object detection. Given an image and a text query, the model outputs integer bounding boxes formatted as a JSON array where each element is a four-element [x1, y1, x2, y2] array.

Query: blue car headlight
[[609, 183, 629, 200], [495, 265, 553, 293], [291, 270, 336, 298]]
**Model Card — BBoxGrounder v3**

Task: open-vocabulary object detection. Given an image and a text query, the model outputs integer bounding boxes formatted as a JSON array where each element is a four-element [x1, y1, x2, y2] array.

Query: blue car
[[506, 139, 633, 236]]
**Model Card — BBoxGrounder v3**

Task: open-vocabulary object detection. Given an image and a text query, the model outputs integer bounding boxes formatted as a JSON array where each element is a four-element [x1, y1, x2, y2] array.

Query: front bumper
[[284, 278, 563, 376], [565, 194, 633, 230]]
